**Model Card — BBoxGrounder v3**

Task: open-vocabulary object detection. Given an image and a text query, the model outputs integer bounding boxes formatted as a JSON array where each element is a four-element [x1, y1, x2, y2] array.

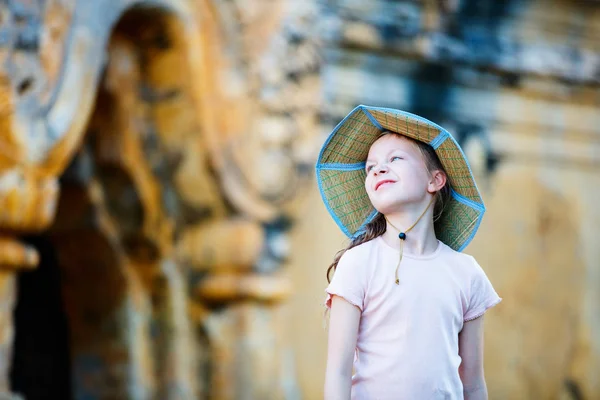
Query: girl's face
[[365, 134, 434, 214]]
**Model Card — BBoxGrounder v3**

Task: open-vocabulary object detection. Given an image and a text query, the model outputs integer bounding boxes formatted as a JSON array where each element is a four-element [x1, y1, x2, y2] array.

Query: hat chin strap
[[384, 196, 436, 285]]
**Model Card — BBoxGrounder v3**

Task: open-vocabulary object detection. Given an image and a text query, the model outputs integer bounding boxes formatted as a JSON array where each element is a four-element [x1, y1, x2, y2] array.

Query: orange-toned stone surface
[[0, 0, 319, 398]]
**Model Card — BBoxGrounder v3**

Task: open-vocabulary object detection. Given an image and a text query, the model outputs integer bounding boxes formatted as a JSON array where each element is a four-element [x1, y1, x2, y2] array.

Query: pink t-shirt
[[325, 236, 501, 400]]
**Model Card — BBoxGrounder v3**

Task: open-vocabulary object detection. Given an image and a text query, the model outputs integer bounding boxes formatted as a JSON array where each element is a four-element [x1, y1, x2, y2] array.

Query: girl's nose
[[374, 164, 388, 175]]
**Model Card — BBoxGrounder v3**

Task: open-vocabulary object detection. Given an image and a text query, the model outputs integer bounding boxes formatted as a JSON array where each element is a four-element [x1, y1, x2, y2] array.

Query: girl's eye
[[366, 165, 374, 173], [391, 156, 403, 162]]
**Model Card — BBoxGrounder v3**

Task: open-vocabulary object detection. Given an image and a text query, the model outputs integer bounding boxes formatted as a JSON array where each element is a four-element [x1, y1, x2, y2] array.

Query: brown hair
[[326, 132, 451, 283]]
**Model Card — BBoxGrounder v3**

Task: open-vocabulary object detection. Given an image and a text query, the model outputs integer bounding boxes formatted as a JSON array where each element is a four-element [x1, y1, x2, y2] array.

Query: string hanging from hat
[[384, 195, 436, 285]]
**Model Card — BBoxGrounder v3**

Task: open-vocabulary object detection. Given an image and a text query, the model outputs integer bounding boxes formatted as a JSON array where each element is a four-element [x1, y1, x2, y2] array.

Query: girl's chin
[[373, 198, 422, 214], [373, 201, 410, 214]]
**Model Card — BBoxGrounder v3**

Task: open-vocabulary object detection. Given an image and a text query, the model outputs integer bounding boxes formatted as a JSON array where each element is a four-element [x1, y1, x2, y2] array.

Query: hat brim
[[315, 105, 485, 252]]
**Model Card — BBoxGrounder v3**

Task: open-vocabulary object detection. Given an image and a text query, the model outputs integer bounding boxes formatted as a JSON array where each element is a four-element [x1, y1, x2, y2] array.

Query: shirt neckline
[[376, 236, 444, 260]]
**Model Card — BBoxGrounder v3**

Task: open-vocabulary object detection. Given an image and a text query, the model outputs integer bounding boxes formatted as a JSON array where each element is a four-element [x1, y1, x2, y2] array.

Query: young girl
[[316, 105, 501, 400]]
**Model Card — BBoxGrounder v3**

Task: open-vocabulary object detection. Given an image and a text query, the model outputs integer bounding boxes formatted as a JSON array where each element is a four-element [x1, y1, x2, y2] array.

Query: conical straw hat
[[315, 105, 485, 251]]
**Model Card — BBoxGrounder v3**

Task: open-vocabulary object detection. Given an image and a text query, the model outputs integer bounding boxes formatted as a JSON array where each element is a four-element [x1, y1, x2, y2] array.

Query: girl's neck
[[382, 205, 438, 256]]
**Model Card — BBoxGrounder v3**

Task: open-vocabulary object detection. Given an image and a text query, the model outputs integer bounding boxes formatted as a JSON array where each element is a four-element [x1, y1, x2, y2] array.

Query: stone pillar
[[179, 218, 296, 399], [0, 238, 38, 400]]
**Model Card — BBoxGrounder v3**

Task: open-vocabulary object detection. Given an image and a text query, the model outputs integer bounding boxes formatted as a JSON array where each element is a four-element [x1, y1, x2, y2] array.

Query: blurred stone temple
[[1, 0, 600, 399], [0, 0, 319, 398]]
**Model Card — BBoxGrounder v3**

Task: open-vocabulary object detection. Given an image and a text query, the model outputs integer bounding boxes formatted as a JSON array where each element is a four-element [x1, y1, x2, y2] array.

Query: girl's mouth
[[375, 180, 396, 191]]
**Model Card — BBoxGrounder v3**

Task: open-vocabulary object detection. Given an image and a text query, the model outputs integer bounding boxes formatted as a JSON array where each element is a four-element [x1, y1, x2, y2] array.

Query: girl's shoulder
[[438, 242, 474, 261], [437, 243, 484, 275], [337, 237, 379, 266]]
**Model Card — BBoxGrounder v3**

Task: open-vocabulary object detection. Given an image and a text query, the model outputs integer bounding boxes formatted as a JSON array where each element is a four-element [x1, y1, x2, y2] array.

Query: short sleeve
[[464, 257, 502, 322], [324, 249, 366, 312]]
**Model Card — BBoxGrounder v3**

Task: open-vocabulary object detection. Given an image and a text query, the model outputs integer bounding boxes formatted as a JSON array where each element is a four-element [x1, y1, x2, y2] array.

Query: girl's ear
[[428, 170, 447, 193]]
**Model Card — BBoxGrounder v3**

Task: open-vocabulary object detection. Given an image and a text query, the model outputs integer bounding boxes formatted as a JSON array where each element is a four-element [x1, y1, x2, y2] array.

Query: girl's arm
[[458, 315, 488, 400], [324, 295, 361, 400]]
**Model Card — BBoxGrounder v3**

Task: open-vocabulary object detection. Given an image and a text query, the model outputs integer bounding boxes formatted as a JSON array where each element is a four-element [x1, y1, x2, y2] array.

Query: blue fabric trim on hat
[[362, 108, 384, 130], [317, 162, 366, 171], [429, 130, 449, 149], [360, 105, 448, 133], [352, 209, 379, 239], [450, 187, 486, 252], [445, 133, 486, 211], [315, 167, 354, 238], [450, 189, 486, 213], [457, 211, 485, 252], [314, 106, 363, 170], [314, 106, 367, 238]]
